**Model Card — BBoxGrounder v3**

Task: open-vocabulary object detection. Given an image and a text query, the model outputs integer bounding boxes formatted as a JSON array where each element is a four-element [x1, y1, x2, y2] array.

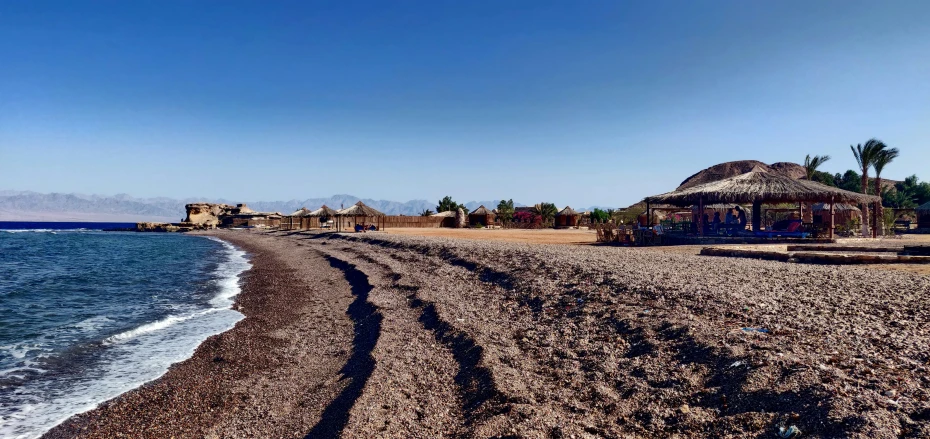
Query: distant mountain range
[[1, 191, 598, 222]]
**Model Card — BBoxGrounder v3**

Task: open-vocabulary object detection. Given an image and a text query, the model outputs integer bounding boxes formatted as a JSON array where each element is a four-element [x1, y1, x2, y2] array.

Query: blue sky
[[2, 1, 928, 207]]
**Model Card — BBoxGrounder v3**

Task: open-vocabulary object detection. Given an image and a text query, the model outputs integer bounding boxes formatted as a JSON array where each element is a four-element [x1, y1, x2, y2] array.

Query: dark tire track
[[303, 256, 382, 439], [327, 244, 512, 433]]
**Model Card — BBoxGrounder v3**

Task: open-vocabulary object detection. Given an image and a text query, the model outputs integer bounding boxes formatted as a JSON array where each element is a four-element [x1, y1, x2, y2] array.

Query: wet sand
[[44, 230, 930, 438]]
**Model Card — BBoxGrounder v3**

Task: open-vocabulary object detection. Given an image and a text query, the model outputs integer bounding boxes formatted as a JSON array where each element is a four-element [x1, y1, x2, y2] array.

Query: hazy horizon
[[3, 1, 929, 208]]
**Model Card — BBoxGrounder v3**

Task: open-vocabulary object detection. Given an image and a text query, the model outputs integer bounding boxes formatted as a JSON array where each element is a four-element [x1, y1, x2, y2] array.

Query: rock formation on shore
[[184, 203, 237, 226]]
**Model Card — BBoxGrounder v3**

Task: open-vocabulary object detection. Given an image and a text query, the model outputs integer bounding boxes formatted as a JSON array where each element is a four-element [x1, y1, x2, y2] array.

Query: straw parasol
[[644, 167, 880, 236], [556, 206, 579, 216], [335, 201, 386, 231], [288, 207, 312, 217], [307, 205, 338, 217]]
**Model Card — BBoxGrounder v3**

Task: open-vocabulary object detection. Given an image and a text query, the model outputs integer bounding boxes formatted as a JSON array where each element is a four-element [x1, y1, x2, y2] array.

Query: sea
[[0, 222, 251, 439]]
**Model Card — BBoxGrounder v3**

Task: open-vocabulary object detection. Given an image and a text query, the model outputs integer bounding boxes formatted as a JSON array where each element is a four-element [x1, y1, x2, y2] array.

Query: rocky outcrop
[[677, 160, 806, 190], [136, 222, 180, 232], [184, 203, 236, 226]]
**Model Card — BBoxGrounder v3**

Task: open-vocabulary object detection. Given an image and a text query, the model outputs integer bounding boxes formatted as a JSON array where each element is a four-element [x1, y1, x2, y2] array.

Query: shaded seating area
[[643, 167, 881, 241], [754, 219, 809, 238], [307, 205, 338, 229], [335, 201, 386, 232]]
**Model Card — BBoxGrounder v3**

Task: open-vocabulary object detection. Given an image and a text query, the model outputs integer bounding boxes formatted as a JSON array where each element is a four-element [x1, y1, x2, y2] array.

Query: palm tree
[[802, 154, 831, 222], [496, 199, 514, 224], [851, 139, 888, 237], [803, 154, 831, 180], [872, 147, 899, 236], [420, 209, 434, 216], [531, 202, 558, 227]]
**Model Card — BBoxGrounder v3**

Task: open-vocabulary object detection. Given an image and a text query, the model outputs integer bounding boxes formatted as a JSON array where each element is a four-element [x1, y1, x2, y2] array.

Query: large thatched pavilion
[[918, 201, 930, 230], [336, 201, 386, 231], [644, 168, 881, 238]]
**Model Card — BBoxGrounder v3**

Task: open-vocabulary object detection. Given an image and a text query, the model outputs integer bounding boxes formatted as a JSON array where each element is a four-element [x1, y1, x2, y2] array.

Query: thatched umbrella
[[282, 207, 310, 229], [306, 205, 338, 229], [335, 201, 386, 231], [645, 167, 880, 237]]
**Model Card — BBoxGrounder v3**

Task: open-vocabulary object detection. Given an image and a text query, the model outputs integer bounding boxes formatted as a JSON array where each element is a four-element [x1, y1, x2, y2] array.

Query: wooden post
[[752, 200, 762, 232], [646, 201, 651, 228], [698, 197, 705, 236], [829, 196, 835, 239]]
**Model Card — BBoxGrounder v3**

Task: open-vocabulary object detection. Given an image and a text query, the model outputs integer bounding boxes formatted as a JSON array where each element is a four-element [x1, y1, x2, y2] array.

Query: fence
[[278, 215, 447, 230]]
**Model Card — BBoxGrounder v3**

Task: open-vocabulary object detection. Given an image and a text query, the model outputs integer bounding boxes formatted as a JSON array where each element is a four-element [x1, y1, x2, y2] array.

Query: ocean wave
[[102, 311, 215, 345], [204, 237, 251, 308]]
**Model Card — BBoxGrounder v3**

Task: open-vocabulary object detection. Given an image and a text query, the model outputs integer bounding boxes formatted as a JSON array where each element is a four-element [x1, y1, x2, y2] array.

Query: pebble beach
[[43, 229, 930, 438]]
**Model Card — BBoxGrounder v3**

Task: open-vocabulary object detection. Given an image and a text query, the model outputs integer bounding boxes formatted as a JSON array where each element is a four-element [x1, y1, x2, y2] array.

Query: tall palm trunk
[[860, 174, 870, 237]]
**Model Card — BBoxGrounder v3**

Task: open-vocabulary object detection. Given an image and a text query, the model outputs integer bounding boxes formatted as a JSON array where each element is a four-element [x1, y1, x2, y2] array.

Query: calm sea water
[[0, 223, 250, 438]]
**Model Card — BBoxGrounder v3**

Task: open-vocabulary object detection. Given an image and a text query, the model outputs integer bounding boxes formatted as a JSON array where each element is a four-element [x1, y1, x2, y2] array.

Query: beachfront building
[[555, 206, 580, 228], [468, 205, 495, 227], [644, 167, 880, 239]]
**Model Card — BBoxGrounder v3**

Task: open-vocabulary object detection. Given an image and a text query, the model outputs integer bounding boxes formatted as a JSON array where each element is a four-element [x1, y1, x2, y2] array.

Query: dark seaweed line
[[303, 255, 382, 439]]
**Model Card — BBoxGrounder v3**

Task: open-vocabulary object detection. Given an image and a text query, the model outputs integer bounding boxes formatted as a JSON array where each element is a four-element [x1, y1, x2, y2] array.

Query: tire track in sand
[[303, 256, 382, 439], [322, 243, 512, 437]]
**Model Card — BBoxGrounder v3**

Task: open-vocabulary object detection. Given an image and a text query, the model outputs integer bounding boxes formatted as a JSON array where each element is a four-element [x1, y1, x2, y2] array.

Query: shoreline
[[41, 230, 360, 439], [39, 229, 930, 438]]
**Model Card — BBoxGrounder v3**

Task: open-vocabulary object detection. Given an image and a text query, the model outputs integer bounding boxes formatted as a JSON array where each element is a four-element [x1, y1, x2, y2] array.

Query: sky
[[1, 1, 929, 207]]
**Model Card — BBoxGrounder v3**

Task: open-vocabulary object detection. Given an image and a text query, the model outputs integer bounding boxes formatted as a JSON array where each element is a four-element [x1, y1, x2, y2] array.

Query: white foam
[[0, 236, 251, 439]]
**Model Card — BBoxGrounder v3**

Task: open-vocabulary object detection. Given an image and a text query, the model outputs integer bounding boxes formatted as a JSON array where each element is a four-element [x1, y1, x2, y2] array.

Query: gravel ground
[[43, 229, 930, 438]]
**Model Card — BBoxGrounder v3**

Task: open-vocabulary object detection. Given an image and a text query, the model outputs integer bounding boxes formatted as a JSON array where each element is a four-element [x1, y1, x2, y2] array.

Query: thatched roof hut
[[555, 206, 580, 228], [288, 207, 312, 217], [645, 168, 880, 206], [307, 205, 338, 217], [335, 201, 386, 231], [644, 168, 880, 235], [336, 201, 385, 217], [468, 205, 495, 227]]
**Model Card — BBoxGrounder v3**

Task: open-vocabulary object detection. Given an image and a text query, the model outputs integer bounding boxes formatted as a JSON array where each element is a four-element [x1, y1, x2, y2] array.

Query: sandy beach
[[43, 229, 930, 438]]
